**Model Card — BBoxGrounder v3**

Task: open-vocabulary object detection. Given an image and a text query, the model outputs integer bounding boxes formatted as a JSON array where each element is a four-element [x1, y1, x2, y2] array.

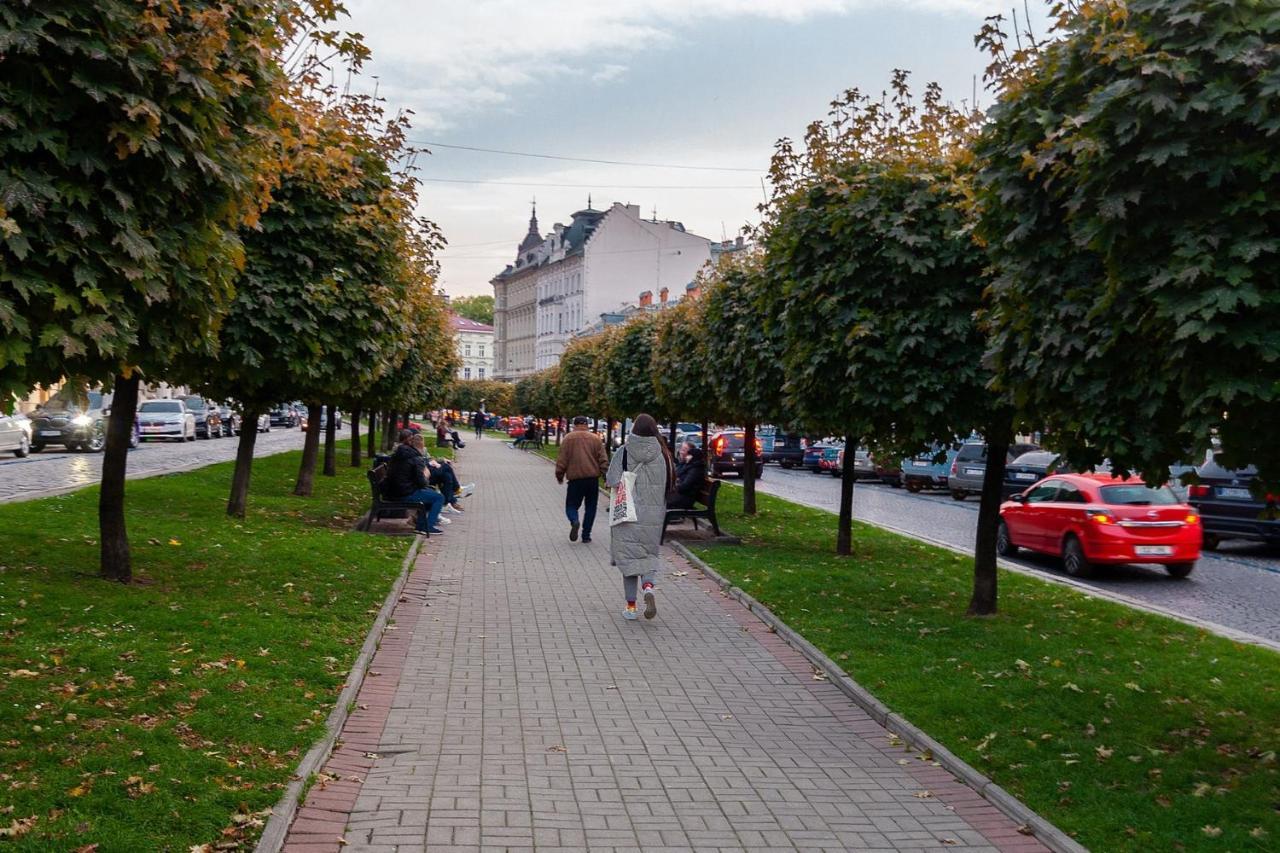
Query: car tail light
[[1089, 511, 1115, 525], [1187, 484, 1210, 499], [950, 460, 958, 476], [754, 438, 762, 455], [1184, 514, 1199, 525], [713, 437, 724, 455]]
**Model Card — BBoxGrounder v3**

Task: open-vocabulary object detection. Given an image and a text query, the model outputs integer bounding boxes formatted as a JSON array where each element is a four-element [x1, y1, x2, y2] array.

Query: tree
[[653, 294, 717, 446], [701, 253, 785, 516], [0, 0, 286, 580], [448, 378, 513, 416], [558, 334, 607, 426], [976, 0, 1280, 488], [451, 294, 494, 326], [600, 314, 661, 431]]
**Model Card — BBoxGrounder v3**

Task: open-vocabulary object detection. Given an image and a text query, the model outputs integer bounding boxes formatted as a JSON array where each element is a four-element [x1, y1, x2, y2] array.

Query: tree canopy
[[450, 294, 494, 326]]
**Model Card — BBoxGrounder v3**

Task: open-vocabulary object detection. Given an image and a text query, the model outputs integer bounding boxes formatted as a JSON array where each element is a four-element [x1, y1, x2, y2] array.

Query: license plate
[[965, 468, 984, 476], [1014, 472, 1036, 480], [1135, 545, 1173, 557], [1218, 487, 1252, 499], [142, 426, 164, 432], [38, 430, 60, 437]]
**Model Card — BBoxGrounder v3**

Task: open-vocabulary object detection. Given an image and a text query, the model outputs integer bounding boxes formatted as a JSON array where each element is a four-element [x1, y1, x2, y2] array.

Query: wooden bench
[[661, 479, 721, 543], [359, 464, 434, 534]]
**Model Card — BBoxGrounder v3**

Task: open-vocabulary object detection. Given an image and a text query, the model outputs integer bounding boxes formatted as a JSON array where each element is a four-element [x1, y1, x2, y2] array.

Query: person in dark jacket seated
[[386, 433, 445, 535], [667, 441, 706, 509]]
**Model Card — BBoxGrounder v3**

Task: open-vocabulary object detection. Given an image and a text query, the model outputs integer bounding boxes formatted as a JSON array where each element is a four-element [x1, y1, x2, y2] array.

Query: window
[[478, 345, 485, 357], [1025, 482, 1061, 503], [464, 367, 471, 379], [1055, 481, 1087, 504], [478, 368, 485, 379], [464, 343, 472, 357]]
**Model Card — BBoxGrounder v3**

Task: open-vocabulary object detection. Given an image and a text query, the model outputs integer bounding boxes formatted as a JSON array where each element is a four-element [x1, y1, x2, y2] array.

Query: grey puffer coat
[[605, 435, 669, 577]]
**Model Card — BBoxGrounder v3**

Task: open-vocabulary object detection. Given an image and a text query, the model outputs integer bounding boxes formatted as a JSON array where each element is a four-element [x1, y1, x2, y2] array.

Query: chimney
[[686, 281, 700, 300], [639, 290, 653, 307], [659, 287, 669, 304]]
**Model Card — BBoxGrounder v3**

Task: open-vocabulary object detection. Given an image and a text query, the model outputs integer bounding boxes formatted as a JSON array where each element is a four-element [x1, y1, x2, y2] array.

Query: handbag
[[609, 448, 639, 527]]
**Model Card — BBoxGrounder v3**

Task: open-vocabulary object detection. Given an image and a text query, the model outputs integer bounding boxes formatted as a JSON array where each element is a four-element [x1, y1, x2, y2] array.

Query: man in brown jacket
[[556, 416, 609, 543]]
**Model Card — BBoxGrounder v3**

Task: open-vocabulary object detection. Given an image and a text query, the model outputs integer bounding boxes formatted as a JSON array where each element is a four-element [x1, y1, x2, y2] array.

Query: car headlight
[[71, 414, 93, 426]]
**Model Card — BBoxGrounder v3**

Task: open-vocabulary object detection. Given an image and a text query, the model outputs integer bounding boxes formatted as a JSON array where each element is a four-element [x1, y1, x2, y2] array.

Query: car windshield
[[1099, 484, 1179, 506], [42, 391, 102, 411], [183, 397, 205, 409], [956, 444, 986, 462], [139, 401, 184, 413], [1012, 451, 1058, 468]]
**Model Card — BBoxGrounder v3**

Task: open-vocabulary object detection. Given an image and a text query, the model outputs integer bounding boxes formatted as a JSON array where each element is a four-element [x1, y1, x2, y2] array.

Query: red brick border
[[280, 550, 434, 853], [672, 549, 1051, 853]]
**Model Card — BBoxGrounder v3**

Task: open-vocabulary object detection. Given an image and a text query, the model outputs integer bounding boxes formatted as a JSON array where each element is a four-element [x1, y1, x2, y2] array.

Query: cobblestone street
[[283, 438, 1051, 852], [0, 428, 307, 503]]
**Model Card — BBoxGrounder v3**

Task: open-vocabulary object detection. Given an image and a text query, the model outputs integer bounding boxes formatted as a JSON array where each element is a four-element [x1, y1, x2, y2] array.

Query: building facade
[[451, 314, 494, 381], [491, 202, 716, 377]]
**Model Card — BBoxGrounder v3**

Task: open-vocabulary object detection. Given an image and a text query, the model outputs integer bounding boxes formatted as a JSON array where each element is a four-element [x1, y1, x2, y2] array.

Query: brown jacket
[[555, 429, 609, 482]]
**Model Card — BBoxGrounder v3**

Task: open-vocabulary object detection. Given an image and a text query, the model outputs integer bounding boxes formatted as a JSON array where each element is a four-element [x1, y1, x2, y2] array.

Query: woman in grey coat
[[605, 414, 675, 620]]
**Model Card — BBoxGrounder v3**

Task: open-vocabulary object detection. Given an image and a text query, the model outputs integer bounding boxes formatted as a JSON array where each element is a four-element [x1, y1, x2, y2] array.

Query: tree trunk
[[227, 408, 261, 518], [701, 419, 709, 454], [293, 402, 322, 496], [349, 405, 362, 467], [381, 411, 395, 452], [743, 420, 758, 515], [620, 417, 628, 447], [836, 433, 858, 556], [668, 421, 677, 451], [99, 372, 140, 583], [366, 409, 377, 460], [323, 404, 337, 476], [968, 429, 1012, 616]]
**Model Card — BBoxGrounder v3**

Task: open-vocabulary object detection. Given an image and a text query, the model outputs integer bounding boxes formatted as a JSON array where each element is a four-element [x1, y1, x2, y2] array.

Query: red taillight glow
[[714, 437, 725, 454], [1187, 485, 1210, 499], [1185, 514, 1199, 525], [754, 438, 762, 455], [1089, 512, 1114, 525]]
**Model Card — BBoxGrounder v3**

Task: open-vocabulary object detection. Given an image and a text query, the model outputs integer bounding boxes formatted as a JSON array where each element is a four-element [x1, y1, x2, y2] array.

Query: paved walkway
[[282, 438, 1050, 852]]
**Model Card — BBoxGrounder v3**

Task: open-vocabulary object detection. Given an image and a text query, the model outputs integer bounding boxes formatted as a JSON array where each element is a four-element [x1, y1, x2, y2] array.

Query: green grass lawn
[[0, 443, 408, 850], [688, 486, 1278, 851]]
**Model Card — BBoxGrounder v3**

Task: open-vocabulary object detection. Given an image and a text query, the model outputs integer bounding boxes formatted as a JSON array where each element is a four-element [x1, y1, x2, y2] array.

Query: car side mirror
[[1010, 493, 1026, 503]]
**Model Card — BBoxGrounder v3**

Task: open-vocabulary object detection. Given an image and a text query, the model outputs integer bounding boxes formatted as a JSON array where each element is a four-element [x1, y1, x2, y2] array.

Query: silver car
[[0, 411, 30, 457], [137, 399, 196, 442], [948, 441, 1040, 501]]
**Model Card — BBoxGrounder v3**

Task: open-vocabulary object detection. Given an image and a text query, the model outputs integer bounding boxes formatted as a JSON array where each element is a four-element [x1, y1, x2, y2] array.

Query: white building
[[492, 202, 715, 378], [451, 314, 494, 381]]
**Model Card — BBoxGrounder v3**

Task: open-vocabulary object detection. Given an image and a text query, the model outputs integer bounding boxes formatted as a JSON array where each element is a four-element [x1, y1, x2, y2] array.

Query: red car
[[997, 473, 1201, 578]]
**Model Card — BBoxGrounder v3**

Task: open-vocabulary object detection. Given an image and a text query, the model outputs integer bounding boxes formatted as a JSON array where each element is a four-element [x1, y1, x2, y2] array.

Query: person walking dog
[[605, 413, 674, 620], [555, 416, 608, 543]]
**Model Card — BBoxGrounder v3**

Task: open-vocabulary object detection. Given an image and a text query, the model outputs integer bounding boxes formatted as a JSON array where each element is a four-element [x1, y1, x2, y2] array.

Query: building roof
[[450, 314, 494, 333]]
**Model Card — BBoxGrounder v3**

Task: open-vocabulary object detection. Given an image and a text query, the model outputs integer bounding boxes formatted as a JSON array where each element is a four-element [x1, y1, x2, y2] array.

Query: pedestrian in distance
[[556, 415, 609, 544], [472, 406, 485, 439], [605, 413, 675, 621]]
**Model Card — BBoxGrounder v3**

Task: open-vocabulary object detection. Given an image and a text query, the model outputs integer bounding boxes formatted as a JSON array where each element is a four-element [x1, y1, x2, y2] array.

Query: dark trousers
[[565, 477, 599, 536], [667, 492, 697, 510]]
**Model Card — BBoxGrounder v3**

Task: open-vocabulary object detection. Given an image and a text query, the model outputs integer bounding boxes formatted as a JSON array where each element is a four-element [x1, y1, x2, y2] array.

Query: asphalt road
[[750, 464, 1280, 644], [0, 428, 308, 504]]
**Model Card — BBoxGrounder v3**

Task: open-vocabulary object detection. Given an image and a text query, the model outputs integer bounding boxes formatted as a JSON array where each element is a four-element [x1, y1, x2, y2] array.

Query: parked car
[[764, 433, 806, 468], [1187, 455, 1279, 550], [0, 411, 31, 457], [300, 406, 342, 431], [137, 399, 196, 442], [872, 451, 902, 487], [902, 445, 960, 492], [216, 404, 240, 437], [181, 396, 221, 439], [948, 441, 1041, 500], [254, 412, 272, 433], [29, 390, 112, 452], [802, 443, 830, 473], [708, 431, 765, 479], [1003, 451, 1070, 497], [833, 448, 875, 479], [268, 405, 298, 428], [998, 473, 1201, 578]]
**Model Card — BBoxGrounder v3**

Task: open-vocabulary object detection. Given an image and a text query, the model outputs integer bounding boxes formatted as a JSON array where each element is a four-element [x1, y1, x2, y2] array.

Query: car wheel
[[1062, 536, 1094, 578], [30, 442, 44, 453], [1202, 532, 1220, 551], [14, 434, 29, 458], [906, 480, 922, 493], [128, 428, 139, 449], [995, 520, 1016, 557], [1165, 562, 1195, 579], [186, 425, 196, 442], [950, 490, 967, 501]]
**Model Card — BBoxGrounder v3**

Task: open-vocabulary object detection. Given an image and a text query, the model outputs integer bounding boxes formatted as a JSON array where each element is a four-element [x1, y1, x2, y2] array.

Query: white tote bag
[[610, 449, 639, 526]]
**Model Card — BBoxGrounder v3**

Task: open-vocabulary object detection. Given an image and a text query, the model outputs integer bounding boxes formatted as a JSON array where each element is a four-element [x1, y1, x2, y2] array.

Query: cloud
[[345, 0, 995, 129]]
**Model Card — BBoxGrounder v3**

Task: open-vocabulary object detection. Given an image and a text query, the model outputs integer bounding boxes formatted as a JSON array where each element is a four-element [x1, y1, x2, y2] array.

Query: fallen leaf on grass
[[1202, 826, 1222, 838], [6, 669, 39, 678], [0, 816, 37, 839], [1124, 682, 1144, 692], [1251, 827, 1269, 839], [168, 539, 181, 546], [1062, 682, 1083, 693], [1095, 746, 1113, 761]]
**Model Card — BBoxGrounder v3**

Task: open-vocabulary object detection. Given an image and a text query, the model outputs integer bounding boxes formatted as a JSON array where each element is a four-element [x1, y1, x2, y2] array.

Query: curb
[[669, 539, 1089, 853], [255, 536, 423, 853]]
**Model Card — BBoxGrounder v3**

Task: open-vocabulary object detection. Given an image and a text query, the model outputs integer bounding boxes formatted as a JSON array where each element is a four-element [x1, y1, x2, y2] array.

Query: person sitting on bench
[[387, 431, 445, 535], [512, 419, 539, 449], [667, 441, 706, 509], [410, 433, 474, 513]]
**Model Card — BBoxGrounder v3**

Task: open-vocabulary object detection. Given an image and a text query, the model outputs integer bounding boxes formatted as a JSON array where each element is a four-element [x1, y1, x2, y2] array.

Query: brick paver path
[[283, 438, 1051, 852]]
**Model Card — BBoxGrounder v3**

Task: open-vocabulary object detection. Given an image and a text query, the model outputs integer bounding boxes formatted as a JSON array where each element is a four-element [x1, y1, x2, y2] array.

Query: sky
[[340, 0, 1047, 297]]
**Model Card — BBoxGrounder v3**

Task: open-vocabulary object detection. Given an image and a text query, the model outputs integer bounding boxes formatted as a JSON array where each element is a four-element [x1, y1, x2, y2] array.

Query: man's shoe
[[581, 534, 591, 543], [459, 482, 476, 498], [414, 529, 431, 536], [569, 521, 579, 542], [427, 526, 445, 535], [643, 587, 657, 620]]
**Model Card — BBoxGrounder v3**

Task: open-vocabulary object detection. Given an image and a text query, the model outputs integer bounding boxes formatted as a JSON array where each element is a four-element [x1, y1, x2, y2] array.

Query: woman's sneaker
[[623, 604, 639, 621], [446, 503, 464, 514], [458, 482, 476, 498], [642, 587, 657, 620]]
